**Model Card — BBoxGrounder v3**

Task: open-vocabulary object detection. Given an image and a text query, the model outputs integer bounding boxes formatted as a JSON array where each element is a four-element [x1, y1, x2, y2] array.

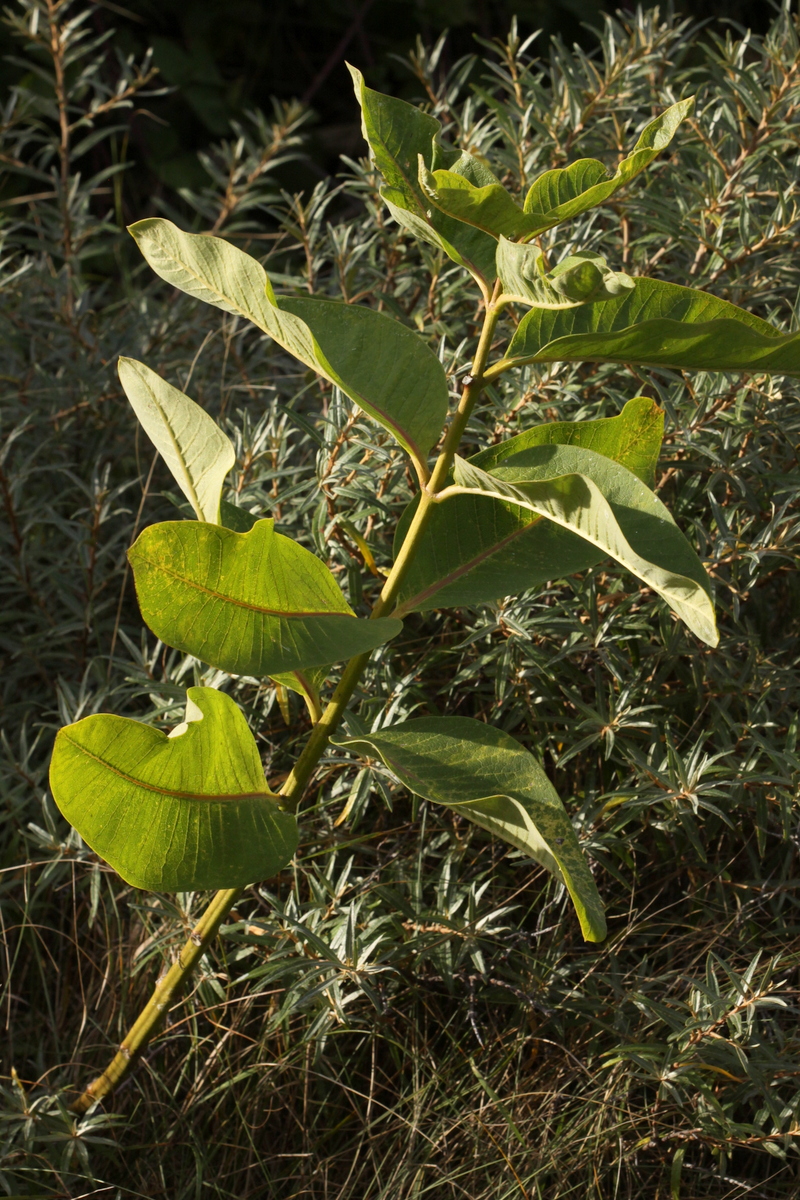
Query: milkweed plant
[[47, 60, 800, 1113]]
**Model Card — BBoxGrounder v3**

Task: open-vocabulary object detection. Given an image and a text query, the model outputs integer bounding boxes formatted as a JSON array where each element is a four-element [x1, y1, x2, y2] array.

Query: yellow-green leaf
[[50, 688, 298, 891]]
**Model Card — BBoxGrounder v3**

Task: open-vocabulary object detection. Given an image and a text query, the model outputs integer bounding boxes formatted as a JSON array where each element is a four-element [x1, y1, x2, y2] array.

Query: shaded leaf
[[505, 276, 800, 373], [129, 218, 448, 470], [269, 667, 326, 721], [446, 453, 717, 645], [394, 398, 665, 613], [331, 716, 606, 941], [50, 687, 298, 891], [418, 99, 693, 240], [220, 500, 258, 532], [128, 518, 402, 676], [118, 357, 234, 524]]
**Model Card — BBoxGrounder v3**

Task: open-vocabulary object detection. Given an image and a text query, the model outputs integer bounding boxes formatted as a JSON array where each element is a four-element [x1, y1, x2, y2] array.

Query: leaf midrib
[[133, 553, 353, 618], [62, 733, 271, 802]]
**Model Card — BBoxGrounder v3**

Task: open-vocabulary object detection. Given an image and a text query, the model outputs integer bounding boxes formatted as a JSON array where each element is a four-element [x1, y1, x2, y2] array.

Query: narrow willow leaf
[[497, 241, 634, 308], [418, 99, 693, 241], [505, 276, 800, 373], [330, 716, 606, 942], [394, 398, 664, 613], [128, 518, 402, 676], [50, 687, 298, 891], [118, 357, 235, 524], [348, 64, 499, 287], [129, 218, 448, 470], [447, 454, 717, 645]]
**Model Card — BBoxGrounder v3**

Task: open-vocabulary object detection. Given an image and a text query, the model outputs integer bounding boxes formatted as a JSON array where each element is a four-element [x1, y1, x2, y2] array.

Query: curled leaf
[[50, 688, 298, 891]]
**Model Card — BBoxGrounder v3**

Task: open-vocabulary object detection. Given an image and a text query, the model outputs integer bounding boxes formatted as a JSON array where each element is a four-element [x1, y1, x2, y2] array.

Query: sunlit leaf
[[118, 357, 235, 524], [331, 716, 606, 941], [445, 453, 717, 645], [128, 518, 402, 676], [522, 98, 695, 234], [394, 398, 666, 613], [418, 98, 693, 240], [497, 241, 634, 308], [471, 396, 663, 487], [50, 687, 298, 891], [129, 218, 448, 471], [504, 276, 800, 373]]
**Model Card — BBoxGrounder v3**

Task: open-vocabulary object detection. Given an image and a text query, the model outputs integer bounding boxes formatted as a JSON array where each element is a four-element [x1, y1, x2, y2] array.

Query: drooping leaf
[[129, 218, 448, 472], [349, 64, 500, 287], [418, 98, 693, 241], [393, 398, 665, 613], [444, 453, 717, 645], [49, 687, 298, 891], [504, 276, 800, 374], [497, 241, 634, 308], [118, 357, 235, 524], [330, 716, 606, 942], [128, 518, 402, 676]]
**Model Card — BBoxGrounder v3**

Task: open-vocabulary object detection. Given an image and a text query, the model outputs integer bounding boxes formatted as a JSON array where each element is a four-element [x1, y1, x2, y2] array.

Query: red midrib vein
[[63, 734, 273, 802], [135, 557, 352, 618]]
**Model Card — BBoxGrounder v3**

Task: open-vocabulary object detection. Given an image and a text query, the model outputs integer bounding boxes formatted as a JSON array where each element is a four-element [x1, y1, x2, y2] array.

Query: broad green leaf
[[118, 357, 235, 524], [348, 64, 499, 287], [129, 218, 448, 472], [393, 398, 664, 613], [330, 716, 606, 941], [220, 500, 258, 532], [445, 453, 717, 645], [504, 276, 800, 374], [49, 687, 298, 891], [471, 396, 663, 487], [128, 518, 402, 676], [418, 99, 693, 241], [497, 241, 634, 308], [522, 98, 694, 234]]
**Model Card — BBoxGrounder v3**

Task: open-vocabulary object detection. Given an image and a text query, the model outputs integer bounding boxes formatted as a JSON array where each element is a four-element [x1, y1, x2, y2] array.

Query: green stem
[[70, 294, 502, 1115], [71, 887, 240, 1115]]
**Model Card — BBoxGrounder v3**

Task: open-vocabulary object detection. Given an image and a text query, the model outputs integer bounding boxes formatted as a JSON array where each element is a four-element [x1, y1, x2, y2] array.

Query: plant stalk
[[70, 295, 501, 1115], [71, 887, 241, 1115]]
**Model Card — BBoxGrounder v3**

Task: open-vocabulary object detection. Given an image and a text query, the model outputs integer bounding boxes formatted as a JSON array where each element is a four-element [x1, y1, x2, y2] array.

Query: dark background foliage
[[0, 0, 780, 206]]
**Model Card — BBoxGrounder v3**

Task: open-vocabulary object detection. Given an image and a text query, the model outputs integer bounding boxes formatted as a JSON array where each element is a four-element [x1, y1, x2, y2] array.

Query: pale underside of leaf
[[128, 218, 448, 471], [447, 455, 717, 646], [118, 357, 235, 524], [393, 403, 665, 615]]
